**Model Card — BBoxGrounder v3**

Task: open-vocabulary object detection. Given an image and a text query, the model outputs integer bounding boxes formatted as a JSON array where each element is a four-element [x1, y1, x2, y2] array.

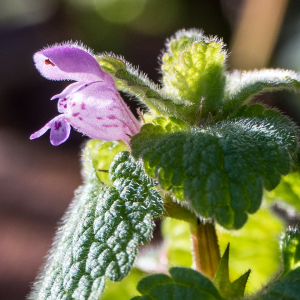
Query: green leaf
[[258, 267, 300, 300], [213, 244, 250, 299], [28, 151, 163, 300], [266, 172, 300, 212], [223, 69, 300, 116], [96, 54, 198, 124], [84, 140, 126, 185], [217, 208, 284, 293], [161, 29, 227, 119], [231, 270, 251, 298], [131, 267, 224, 300], [131, 114, 298, 229], [280, 226, 300, 277]]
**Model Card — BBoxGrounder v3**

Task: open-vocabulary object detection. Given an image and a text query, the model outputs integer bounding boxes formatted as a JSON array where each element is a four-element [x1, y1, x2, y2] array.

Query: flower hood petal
[[33, 44, 107, 82]]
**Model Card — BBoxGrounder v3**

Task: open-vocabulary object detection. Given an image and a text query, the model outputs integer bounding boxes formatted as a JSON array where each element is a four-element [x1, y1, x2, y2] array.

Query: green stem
[[164, 201, 197, 225], [163, 200, 220, 280], [190, 219, 220, 280]]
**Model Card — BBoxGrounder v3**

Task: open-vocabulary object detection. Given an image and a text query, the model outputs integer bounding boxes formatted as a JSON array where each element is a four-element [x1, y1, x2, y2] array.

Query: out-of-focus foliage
[[161, 218, 193, 268], [101, 268, 143, 300], [258, 267, 300, 300], [128, 0, 182, 35], [266, 172, 300, 212], [93, 0, 147, 24]]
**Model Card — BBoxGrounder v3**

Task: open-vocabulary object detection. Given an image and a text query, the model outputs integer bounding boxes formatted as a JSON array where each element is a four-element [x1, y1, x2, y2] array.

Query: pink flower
[[30, 43, 140, 145]]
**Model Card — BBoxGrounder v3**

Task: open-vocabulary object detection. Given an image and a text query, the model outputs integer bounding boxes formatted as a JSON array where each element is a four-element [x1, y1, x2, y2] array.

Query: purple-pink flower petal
[[61, 82, 140, 144], [30, 115, 71, 146], [31, 43, 141, 146], [49, 115, 71, 146], [51, 82, 84, 101], [30, 121, 51, 140], [34, 44, 107, 82]]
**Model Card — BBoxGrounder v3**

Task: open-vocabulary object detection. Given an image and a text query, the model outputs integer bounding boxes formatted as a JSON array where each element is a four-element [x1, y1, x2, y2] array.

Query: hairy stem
[[190, 219, 220, 280], [164, 201, 197, 225]]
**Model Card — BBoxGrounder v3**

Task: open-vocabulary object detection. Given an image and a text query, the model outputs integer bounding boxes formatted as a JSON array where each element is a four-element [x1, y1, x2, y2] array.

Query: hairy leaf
[[131, 267, 224, 300], [131, 115, 298, 229], [280, 226, 300, 276], [213, 244, 250, 299], [28, 151, 163, 300], [161, 29, 227, 118], [223, 69, 300, 116], [258, 267, 300, 300], [96, 54, 197, 124]]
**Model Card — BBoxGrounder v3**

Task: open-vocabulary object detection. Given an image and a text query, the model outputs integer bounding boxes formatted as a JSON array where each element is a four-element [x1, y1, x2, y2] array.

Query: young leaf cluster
[[161, 29, 226, 119], [97, 29, 300, 231]]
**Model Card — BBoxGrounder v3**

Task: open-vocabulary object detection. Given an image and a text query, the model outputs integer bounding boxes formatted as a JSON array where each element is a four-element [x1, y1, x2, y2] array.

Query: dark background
[[1, 0, 300, 299]]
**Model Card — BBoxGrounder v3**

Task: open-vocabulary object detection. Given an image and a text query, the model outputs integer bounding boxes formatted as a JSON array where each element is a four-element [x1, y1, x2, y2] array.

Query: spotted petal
[[30, 115, 71, 146], [33, 44, 112, 83], [62, 82, 140, 144]]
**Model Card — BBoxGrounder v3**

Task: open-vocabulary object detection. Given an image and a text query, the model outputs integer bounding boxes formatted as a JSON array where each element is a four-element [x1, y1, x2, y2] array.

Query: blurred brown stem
[[230, 0, 289, 70], [190, 219, 220, 280]]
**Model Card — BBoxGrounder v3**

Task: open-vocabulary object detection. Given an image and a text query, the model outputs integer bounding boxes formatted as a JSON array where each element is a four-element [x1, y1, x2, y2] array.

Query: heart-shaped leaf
[[131, 113, 298, 229]]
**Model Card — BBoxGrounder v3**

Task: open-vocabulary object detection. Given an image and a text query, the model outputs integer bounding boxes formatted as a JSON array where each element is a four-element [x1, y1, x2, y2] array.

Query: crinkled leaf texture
[[28, 149, 163, 300], [131, 113, 298, 229], [131, 267, 224, 300], [258, 267, 300, 300], [161, 29, 226, 118]]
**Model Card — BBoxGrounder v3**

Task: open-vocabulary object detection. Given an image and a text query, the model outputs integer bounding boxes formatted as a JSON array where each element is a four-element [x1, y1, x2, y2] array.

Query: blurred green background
[[1, 0, 300, 299]]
